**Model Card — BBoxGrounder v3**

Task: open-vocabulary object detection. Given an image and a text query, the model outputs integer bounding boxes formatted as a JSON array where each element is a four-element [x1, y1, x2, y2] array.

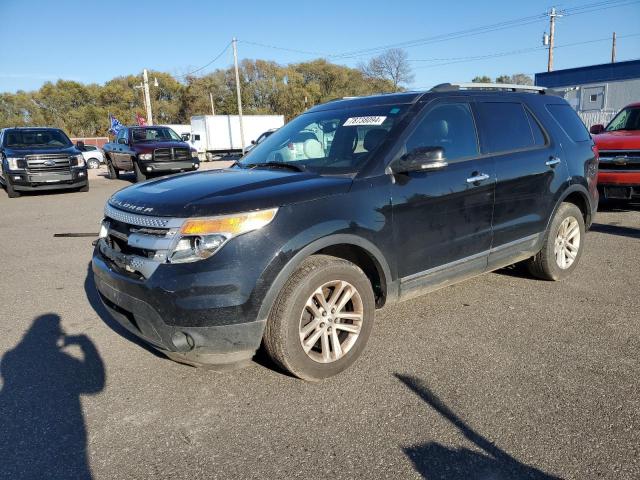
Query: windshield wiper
[[244, 162, 306, 172]]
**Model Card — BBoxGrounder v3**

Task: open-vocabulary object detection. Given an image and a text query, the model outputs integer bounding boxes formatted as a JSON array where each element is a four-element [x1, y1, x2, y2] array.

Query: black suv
[[0, 127, 89, 198], [92, 84, 598, 381]]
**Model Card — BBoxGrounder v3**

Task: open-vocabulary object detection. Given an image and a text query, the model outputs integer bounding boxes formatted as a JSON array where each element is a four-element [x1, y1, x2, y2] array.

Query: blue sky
[[0, 0, 638, 93]]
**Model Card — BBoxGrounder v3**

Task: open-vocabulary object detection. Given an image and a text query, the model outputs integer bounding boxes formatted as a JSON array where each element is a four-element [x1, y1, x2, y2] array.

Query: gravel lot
[[0, 165, 638, 479]]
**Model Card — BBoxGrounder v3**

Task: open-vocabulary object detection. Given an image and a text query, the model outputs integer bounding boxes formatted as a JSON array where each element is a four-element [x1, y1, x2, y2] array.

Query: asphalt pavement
[[0, 166, 638, 479]]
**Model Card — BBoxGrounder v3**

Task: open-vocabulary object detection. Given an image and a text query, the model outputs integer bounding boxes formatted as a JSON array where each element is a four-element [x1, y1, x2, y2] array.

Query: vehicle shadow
[[0, 314, 105, 479], [84, 262, 165, 359], [597, 199, 640, 212], [589, 222, 640, 239], [395, 373, 560, 480]]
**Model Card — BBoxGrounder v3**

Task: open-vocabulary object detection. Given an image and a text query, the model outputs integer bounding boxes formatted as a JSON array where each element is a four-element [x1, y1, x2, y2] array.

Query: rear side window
[[546, 104, 590, 142], [475, 102, 535, 154]]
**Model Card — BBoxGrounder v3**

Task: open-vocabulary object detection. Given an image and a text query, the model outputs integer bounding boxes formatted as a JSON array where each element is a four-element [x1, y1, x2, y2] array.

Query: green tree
[[472, 76, 492, 83]]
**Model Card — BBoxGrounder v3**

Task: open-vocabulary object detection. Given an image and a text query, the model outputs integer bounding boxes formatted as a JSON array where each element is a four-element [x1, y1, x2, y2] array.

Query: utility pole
[[611, 32, 617, 63], [547, 7, 562, 72], [232, 37, 245, 154], [209, 92, 215, 115], [143, 68, 153, 125]]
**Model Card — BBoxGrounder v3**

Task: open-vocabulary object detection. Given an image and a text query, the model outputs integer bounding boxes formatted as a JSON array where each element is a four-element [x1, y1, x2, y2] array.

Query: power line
[[174, 41, 232, 79], [409, 33, 640, 69]]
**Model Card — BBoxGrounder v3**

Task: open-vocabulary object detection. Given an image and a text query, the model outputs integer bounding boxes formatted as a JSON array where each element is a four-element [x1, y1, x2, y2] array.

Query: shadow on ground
[[0, 314, 105, 479], [395, 374, 560, 480], [589, 222, 640, 239]]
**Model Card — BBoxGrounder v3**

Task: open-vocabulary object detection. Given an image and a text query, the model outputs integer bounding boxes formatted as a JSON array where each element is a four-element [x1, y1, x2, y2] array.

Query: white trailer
[[190, 115, 285, 160]]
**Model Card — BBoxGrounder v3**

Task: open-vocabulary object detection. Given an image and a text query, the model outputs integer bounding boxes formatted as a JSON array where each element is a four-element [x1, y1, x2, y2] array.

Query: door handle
[[546, 156, 561, 167], [466, 173, 490, 184]]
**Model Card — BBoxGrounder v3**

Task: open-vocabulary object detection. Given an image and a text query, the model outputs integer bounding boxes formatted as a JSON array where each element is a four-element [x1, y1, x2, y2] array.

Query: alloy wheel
[[298, 280, 364, 363], [554, 216, 580, 269]]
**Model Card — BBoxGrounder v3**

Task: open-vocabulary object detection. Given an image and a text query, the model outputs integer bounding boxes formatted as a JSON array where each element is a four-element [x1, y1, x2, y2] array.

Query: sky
[[0, 0, 638, 93]]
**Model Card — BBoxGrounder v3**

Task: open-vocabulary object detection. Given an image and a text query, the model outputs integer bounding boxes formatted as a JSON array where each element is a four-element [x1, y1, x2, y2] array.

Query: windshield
[[238, 104, 409, 174], [131, 127, 182, 143], [4, 129, 72, 149], [606, 107, 640, 131]]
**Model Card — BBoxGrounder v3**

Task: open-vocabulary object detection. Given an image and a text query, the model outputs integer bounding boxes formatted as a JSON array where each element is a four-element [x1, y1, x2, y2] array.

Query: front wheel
[[87, 158, 100, 169], [4, 178, 20, 198], [134, 161, 146, 183], [106, 158, 119, 179], [263, 255, 375, 381], [525, 202, 585, 281]]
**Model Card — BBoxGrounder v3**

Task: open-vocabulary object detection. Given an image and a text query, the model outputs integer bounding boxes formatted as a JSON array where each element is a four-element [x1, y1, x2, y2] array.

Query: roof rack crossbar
[[430, 82, 546, 94]]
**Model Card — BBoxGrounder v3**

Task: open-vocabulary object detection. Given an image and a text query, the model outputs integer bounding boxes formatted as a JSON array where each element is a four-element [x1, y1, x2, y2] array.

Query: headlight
[[71, 154, 85, 167], [168, 208, 278, 263], [6, 157, 26, 170], [139, 153, 152, 161]]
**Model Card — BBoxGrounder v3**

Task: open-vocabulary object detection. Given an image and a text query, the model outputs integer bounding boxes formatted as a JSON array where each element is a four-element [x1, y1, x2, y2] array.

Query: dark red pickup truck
[[103, 126, 199, 182], [590, 102, 640, 201]]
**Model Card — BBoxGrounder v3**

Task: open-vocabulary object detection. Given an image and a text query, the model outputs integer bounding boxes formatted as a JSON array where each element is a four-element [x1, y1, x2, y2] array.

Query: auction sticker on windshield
[[343, 116, 387, 126]]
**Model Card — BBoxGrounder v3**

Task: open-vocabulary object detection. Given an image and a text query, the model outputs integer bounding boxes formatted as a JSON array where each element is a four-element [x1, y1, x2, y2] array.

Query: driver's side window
[[117, 129, 127, 143], [405, 103, 478, 162]]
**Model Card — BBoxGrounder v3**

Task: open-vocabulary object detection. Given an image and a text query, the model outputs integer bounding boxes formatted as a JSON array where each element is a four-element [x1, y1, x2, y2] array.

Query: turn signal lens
[[180, 208, 278, 236]]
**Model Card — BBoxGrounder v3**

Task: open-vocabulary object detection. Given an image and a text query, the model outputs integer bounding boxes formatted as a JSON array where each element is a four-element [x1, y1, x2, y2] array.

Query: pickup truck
[[590, 102, 640, 201], [103, 126, 199, 182]]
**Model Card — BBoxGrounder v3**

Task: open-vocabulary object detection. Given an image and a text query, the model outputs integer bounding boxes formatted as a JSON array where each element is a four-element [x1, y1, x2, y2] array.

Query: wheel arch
[[547, 184, 593, 231], [256, 234, 394, 323]]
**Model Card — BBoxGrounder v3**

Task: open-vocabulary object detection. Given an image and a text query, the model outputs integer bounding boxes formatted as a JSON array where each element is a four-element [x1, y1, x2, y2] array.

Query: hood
[[593, 130, 640, 150], [109, 168, 352, 217], [5, 145, 80, 156], [132, 140, 191, 152]]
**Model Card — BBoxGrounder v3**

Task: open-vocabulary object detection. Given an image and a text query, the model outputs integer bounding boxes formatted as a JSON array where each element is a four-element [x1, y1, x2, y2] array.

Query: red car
[[590, 103, 640, 201]]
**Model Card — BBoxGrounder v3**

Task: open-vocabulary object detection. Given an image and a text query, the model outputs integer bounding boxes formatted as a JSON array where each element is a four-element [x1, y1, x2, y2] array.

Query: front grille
[[153, 147, 191, 162], [25, 154, 71, 173], [598, 150, 640, 171]]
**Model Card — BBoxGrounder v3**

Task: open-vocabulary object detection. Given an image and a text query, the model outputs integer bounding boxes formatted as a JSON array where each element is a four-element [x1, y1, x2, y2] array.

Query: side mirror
[[391, 146, 448, 174], [76, 140, 85, 150], [251, 139, 257, 145], [117, 137, 128, 145], [181, 133, 191, 141], [590, 124, 605, 135]]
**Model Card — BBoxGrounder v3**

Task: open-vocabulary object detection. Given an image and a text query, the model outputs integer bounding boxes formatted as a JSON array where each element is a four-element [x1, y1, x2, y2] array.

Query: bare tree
[[495, 73, 533, 85], [359, 48, 414, 90]]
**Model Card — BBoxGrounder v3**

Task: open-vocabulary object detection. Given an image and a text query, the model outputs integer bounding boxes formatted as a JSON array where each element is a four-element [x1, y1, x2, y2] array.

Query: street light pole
[[232, 38, 245, 154]]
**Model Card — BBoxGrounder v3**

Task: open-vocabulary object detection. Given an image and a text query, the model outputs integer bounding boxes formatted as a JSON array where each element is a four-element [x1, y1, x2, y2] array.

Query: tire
[[4, 177, 20, 198], [87, 158, 100, 169], [263, 254, 375, 381], [525, 202, 585, 281], [134, 161, 146, 183], [106, 158, 119, 179]]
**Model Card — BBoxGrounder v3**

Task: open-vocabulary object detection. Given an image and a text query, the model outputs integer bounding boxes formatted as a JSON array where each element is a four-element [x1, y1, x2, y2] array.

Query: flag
[[136, 113, 147, 126], [108, 114, 123, 135]]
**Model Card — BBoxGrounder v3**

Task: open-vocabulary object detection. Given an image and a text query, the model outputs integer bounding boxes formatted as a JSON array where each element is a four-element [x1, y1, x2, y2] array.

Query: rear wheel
[[526, 202, 585, 281], [263, 255, 375, 381], [134, 160, 146, 183]]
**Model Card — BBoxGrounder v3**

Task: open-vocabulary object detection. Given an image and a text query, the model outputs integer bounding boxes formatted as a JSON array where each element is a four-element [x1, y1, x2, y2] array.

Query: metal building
[[535, 59, 640, 127]]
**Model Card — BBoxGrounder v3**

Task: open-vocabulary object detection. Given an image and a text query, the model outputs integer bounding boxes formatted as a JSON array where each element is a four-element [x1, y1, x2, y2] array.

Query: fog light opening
[[146, 166, 152, 172]]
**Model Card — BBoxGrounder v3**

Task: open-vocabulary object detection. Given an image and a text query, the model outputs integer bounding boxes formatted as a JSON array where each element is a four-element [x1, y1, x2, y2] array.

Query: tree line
[[0, 46, 534, 137], [0, 59, 399, 137]]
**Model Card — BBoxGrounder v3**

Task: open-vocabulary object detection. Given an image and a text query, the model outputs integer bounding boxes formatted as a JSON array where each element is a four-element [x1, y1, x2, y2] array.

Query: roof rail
[[430, 82, 546, 94]]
